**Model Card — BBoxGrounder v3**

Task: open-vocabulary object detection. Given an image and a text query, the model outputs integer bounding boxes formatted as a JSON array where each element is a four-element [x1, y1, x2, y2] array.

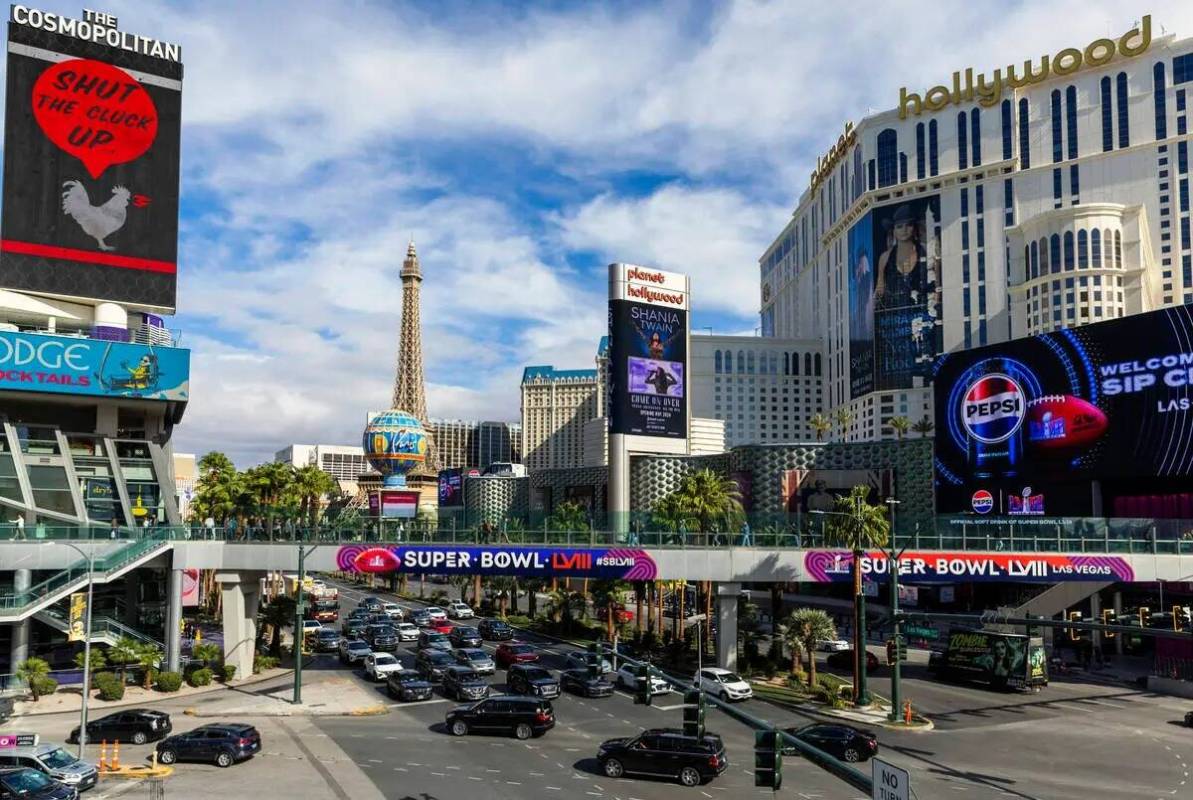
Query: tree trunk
[[510, 581, 519, 614], [606, 604, 615, 642], [635, 584, 644, 636], [646, 585, 655, 635], [528, 588, 538, 619], [656, 584, 664, 635], [675, 583, 685, 639], [807, 638, 817, 688], [473, 575, 482, 609], [852, 549, 862, 697], [770, 584, 783, 625]]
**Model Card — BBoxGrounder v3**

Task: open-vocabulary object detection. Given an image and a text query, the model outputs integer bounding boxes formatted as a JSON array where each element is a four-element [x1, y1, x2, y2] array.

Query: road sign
[[872, 758, 910, 800]]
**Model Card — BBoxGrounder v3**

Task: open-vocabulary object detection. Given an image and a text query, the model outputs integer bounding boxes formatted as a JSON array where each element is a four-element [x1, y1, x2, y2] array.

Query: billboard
[[848, 195, 942, 398], [1, 7, 183, 311], [779, 468, 894, 514], [0, 329, 188, 400], [337, 544, 658, 580], [438, 469, 463, 507], [802, 550, 1134, 583], [935, 305, 1193, 513], [609, 285, 688, 439], [368, 489, 420, 519]]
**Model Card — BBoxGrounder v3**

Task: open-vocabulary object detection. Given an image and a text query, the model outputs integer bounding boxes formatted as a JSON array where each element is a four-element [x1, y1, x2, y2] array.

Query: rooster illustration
[[61, 181, 150, 251]]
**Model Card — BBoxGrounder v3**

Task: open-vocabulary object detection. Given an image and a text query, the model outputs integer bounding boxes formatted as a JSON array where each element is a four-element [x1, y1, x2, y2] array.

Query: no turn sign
[[872, 757, 910, 800]]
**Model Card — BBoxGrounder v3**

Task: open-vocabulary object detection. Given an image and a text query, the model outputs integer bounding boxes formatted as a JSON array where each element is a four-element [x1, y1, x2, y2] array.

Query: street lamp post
[[885, 498, 902, 722], [293, 543, 319, 704], [810, 499, 872, 707], [58, 542, 96, 759]]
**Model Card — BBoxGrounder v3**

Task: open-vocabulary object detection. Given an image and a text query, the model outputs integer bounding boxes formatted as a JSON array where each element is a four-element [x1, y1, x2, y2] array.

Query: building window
[[929, 119, 939, 176], [1018, 98, 1031, 168], [971, 107, 981, 166], [1101, 76, 1113, 151], [1053, 168, 1062, 206], [915, 122, 925, 180], [1063, 231, 1074, 271], [1070, 164, 1080, 203], [1066, 85, 1078, 159], [1078, 229, 1089, 268], [1050, 234, 1061, 273], [1117, 72, 1130, 149], [747, 351, 755, 373], [868, 159, 876, 191], [1156, 62, 1169, 139], [899, 152, 907, 184], [1114, 230, 1122, 268], [1030, 239, 1039, 279], [814, 353, 822, 375], [737, 350, 745, 374], [1004, 178, 1014, 225], [1040, 237, 1049, 273], [1051, 89, 1062, 163], [1180, 141, 1189, 174], [1175, 53, 1193, 84], [724, 351, 732, 372], [1001, 99, 1013, 161], [1182, 178, 1190, 212], [960, 187, 969, 218], [1091, 228, 1102, 267], [957, 112, 968, 170], [804, 353, 812, 375], [715, 351, 722, 373], [792, 352, 800, 375]]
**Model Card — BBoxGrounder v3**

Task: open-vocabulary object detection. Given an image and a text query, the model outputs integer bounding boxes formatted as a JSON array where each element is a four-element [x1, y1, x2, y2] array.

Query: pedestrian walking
[[740, 520, 752, 547], [109, 518, 119, 539], [14, 516, 24, 540], [204, 515, 215, 539]]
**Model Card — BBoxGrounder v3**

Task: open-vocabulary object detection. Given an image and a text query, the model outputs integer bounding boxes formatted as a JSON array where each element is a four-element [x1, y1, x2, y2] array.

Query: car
[[300, 619, 323, 639], [382, 602, 404, 620], [359, 596, 384, 612], [313, 628, 341, 653], [339, 638, 372, 664], [614, 664, 670, 695], [418, 631, 453, 651], [364, 613, 393, 627], [562, 651, 613, 674], [442, 666, 490, 701], [445, 695, 555, 740], [386, 669, 434, 702], [0, 742, 97, 792], [597, 728, 727, 787], [597, 605, 634, 624], [826, 649, 880, 671], [447, 601, 474, 619], [507, 664, 560, 698], [817, 639, 851, 652], [366, 624, 399, 652], [69, 709, 171, 745], [430, 622, 454, 635], [782, 723, 878, 763], [0, 767, 76, 800], [695, 668, 753, 701], [155, 723, 262, 768], [394, 622, 420, 642], [340, 618, 367, 638], [309, 599, 339, 623], [1185, 709, 1193, 727], [495, 642, 540, 668], [364, 652, 404, 681], [449, 627, 482, 648], [416, 648, 457, 682], [478, 618, 515, 640], [453, 648, 496, 675], [560, 668, 614, 698], [410, 609, 433, 627], [425, 606, 449, 623]]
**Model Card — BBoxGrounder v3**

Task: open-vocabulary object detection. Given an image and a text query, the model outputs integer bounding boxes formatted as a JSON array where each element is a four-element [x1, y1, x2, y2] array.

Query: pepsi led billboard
[[934, 305, 1193, 513]]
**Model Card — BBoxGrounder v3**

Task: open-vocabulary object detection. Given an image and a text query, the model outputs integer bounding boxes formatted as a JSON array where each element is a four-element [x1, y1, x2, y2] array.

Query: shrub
[[155, 671, 182, 693], [187, 668, 213, 688], [221, 664, 236, 683], [94, 673, 124, 701], [29, 675, 58, 699], [505, 615, 532, 628], [253, 655, 278, 674]]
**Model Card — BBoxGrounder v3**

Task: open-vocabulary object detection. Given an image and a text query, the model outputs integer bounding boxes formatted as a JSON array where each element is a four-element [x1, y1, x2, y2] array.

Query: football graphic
[[1024, 395, 1108, 451], [353, 547, 400, 573]]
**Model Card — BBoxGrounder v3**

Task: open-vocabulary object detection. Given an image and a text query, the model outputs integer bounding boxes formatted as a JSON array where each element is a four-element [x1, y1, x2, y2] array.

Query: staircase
[[1011, 581, 1112, 619], [0, 534, 173, 623], [32, 608, 164, 650]]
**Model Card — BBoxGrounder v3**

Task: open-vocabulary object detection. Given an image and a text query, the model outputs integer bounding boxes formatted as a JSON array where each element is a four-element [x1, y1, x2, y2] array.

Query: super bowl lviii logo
[[962, 373, 1025, 444]]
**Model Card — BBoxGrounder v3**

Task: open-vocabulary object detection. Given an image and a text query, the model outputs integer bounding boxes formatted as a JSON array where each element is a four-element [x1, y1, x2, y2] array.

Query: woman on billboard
[[873, 201, 941, 387]]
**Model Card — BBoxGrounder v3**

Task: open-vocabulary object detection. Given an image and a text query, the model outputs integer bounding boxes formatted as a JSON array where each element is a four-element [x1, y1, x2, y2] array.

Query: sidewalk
[[184, 671, 388, 718]]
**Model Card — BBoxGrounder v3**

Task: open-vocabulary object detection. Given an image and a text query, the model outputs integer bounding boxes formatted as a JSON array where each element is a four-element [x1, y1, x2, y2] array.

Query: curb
[[752, 686, 936, 732], [183, 704, 389, 719], [5, 669, 293, 719]]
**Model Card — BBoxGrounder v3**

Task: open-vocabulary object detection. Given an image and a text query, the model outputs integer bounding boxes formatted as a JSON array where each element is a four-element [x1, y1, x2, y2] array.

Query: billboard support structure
[[607, 263, 691, 534]]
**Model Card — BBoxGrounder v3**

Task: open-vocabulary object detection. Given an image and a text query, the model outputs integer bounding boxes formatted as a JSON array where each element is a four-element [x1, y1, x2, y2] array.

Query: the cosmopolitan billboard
[[934, 305, 1193, 514], [0, 329, 188, 401], [0, 7, 183, 311]]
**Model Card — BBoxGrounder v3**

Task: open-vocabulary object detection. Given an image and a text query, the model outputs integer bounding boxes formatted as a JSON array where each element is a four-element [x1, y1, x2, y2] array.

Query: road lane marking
[[393, 767, 407, 772]]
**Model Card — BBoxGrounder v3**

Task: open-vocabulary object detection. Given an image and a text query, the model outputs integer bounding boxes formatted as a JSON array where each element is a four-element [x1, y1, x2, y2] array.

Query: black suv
[[449, 627, 482, 648], [366, 624, 399, 651], [442, 666, 489, 701], [781, 723, 878, 763], [415, 648, 456, 681], [314, 628, 341, 652], [560, 668, 614, 697], [597, 728, 727, 787], [478, 618, 514, 640], [445, 695, 555, 740], [70, 708, 171, 744], [0, 768, 75, 800], [341, 618, 367, 638], [156, 723, 262, 768], [507, 664, 560, 698], [386, 669, 434, 702]]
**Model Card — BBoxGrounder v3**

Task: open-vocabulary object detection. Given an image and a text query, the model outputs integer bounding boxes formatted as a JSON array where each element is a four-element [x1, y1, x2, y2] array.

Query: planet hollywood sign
[[803, 551, 1134, 583], [337, 545, 658, 581]]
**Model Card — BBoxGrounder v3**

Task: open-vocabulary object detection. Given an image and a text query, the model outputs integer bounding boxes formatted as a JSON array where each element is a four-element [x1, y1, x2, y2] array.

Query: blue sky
[[46, 0, 1174, 465]]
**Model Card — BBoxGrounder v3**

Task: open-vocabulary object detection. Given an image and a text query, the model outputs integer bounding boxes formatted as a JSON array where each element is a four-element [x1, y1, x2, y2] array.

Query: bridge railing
[[0, 518, 1191, 554]]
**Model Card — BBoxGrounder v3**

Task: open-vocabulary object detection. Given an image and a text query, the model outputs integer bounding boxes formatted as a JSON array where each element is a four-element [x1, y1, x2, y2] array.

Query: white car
[[425, 607, 449, 623], [364, 652, 403, 681], [382, 603, 404, 620], [395, 622, 420, 642], [301, 620, 323, 637], [615, 664, 670, 695], [695, 667, 753, 701], [447, 601, 474, 619], [818, 639, 851, 653]]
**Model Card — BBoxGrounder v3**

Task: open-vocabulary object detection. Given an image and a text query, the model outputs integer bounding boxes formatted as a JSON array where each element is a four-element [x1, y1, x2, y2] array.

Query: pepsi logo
[[971, 489, 994, 514], [353, 547, 400, 574], [962, 373, 1025, 444]]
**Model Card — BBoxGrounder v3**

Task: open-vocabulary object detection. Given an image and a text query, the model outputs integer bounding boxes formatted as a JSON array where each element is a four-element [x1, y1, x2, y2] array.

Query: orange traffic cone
[[98, 741, 107, 771], [903, 700, 913, 724], [111, 741, 120, 770]]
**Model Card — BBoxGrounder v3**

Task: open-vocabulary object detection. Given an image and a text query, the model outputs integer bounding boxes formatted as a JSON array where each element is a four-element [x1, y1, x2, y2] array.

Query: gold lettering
[[924, 85, 951, 111], [899, 87, 921, 119], [1053, 47, 1083, 75], [951, 71, 962, 104], [964, 67, 974, 102], [1119, 14, 1151, 57], [1007, 56, 1049, 88], [1084, 38, 1115, 66], [975, 68, 1002, 108]]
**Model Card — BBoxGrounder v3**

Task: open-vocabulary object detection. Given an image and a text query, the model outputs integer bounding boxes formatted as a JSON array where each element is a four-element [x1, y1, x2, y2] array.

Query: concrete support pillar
[[1089, 591, 1101, 653], [715, 583, 740, 671], [9, 570, 31, 669], [1113, 591, 1124, 656], [123, 577, 139, 627], [216, 571, 263, 681], [166, 569, 183, 672]]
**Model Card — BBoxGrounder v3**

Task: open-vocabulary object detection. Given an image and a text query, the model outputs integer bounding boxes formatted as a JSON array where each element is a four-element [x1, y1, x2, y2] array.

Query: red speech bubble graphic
[[31, 59, 158, 179]]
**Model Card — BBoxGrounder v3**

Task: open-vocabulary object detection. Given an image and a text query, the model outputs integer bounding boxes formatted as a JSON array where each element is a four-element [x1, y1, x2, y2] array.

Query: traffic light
[[1139, 607, 1151, 628], [683, 690, 705, 739], [633, 663, 652, 706], [886, 639, 896, 666], [586, 643, 602, 679], [1101, 609, 1116, 638], [1174, 605, 1183, 632], [753, 729, 782, 790], [1068, 611, 1083, 641]]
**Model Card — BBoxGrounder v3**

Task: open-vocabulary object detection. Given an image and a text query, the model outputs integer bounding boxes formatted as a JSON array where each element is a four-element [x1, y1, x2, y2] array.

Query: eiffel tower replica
[[392, 239, 438, 474]]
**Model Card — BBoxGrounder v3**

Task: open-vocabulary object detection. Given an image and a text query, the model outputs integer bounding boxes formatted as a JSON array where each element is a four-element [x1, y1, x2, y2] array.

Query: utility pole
[[854, 493, 871, 707], [293, 543, 320, 704], [886, 498, 901, 722]]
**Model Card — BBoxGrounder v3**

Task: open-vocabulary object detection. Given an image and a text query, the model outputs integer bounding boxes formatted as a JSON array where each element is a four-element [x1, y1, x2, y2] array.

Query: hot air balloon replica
[[362, 409, 429, 488]]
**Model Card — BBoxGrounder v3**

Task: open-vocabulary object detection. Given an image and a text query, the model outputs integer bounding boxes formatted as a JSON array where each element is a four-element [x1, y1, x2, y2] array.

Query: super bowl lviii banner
[[337, 544, 659, 581], [68, 591, 86, 641]]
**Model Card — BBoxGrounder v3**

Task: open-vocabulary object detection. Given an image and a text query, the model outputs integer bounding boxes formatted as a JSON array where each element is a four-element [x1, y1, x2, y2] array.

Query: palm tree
[[591, 579, 629, 641], [633, 582, 646, 637], [192, 642, 221, 668], [487, 576, 518, 618], [547, 501, 590, 534], [783, 608, 837, 688], [833, 408, 854, 438], [821, 485, 889, 702], [668, 469, 742, 535], [107, 637, 139, 684], [192, 451, 239, 524], [544, 589, 584, 630], [651, 493, 691, 533], [15, 657, 51, 701], [258, 596, 297, 657], [911, 416, 935, 437], [888, 416, 912, 440], [243, 462, 295, 538], [809, 412, 831, 442], [72, 647, 107, 675], [292, 465, 338, 528], [135, 643, 162, 689]]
